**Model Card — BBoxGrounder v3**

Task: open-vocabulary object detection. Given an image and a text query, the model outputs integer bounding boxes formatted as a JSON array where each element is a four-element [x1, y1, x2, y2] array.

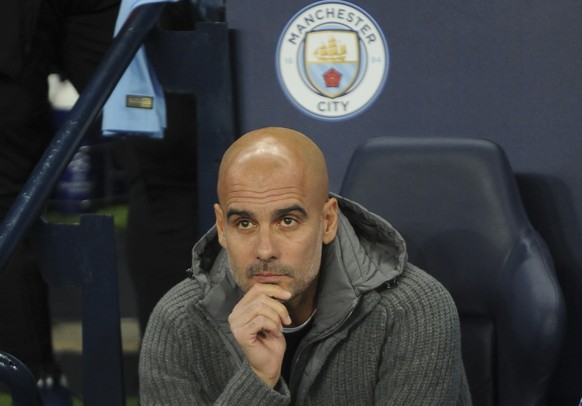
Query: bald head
[[213, 127, 339, 322], [217, 127, 329, 205]]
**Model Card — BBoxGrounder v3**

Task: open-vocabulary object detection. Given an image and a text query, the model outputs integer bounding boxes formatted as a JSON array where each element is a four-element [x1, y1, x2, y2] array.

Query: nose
[[256, 226, 278, 261]]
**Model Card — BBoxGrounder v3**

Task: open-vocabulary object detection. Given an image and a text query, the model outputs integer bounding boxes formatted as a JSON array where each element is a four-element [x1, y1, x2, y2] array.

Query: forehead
[[222, 164, 308, 209], [221, 149, 310, 196]]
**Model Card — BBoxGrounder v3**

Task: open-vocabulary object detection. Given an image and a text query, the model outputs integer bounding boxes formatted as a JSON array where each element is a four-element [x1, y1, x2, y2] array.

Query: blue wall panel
[[227, 1, 582, 401]]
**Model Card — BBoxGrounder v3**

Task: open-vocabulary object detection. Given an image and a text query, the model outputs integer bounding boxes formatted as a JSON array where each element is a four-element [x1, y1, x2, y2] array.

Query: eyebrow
[[273, 204, 308, 220], [226, 208, 253, 220], [226, 204, 308, 221]]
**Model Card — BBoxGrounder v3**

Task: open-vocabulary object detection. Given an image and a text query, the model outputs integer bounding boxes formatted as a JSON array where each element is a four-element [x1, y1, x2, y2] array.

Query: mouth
[[251, 274, 287, 284], [247, 262, 291, 283]]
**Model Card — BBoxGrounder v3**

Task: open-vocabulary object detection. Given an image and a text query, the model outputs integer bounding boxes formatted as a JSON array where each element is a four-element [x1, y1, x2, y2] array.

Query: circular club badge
[[276, 1, 389, 121]]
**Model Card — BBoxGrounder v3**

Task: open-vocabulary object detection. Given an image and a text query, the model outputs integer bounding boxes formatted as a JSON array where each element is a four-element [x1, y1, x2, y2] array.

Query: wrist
[[250, 365, 280, 388]]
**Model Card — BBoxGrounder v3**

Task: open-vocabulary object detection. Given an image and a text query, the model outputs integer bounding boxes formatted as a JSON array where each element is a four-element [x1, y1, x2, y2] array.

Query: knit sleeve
[[139, 280, 292, 406], [375, 265, 473, 405], [215, 360, 291, 405]]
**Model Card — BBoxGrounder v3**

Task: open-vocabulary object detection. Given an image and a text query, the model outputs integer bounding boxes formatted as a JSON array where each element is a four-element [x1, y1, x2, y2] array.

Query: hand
[[228, 284, 293, 387]]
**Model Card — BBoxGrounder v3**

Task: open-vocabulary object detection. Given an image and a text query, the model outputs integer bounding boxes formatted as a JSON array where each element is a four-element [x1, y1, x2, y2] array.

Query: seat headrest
[[340, 137, 534, 313]]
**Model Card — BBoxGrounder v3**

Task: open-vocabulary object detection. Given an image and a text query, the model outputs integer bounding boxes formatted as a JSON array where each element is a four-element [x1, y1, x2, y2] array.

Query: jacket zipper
[[288, 306, 356, 404]]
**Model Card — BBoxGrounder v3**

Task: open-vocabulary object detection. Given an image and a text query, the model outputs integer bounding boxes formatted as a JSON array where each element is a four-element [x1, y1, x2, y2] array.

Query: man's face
[[214, 155, 337, 306]]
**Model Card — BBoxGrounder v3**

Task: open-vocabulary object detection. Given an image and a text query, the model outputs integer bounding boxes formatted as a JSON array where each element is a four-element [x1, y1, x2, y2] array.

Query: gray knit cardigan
[[139, 196, 473, 405]]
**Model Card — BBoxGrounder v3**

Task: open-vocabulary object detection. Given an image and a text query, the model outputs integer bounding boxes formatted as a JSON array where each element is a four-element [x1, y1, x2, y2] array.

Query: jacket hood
[[329, 194, 406, 294], [189, 194, 407, 338]]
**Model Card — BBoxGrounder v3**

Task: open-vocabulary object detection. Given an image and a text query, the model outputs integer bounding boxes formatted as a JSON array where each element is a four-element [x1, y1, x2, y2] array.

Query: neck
[[285, 279, 319, 327]]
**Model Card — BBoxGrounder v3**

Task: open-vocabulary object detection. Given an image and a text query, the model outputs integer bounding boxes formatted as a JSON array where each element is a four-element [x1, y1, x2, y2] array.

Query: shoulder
[[157, 277, 203, 309], [146, 277, 207, 336], [370, 265, 469, 405], [382, 263, 456, 305], [378, 263, 460, 328], [141, 276, 222, 368]]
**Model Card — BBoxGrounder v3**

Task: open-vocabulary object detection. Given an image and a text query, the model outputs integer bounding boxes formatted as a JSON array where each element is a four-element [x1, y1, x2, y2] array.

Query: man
[[139, 127, 472, 405]]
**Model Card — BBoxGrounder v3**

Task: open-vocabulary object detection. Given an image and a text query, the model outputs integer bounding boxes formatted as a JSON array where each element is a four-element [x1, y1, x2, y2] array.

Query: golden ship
[[313, 36, 347, 62]]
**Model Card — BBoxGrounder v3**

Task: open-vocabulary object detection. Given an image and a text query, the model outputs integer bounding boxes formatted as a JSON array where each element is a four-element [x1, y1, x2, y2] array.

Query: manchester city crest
[[276, 1, 389, 120]]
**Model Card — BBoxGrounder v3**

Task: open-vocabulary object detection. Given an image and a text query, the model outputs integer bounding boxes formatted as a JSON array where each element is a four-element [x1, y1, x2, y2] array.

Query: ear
[[214, 203, 227, 249], [322, 197, 339, 244]]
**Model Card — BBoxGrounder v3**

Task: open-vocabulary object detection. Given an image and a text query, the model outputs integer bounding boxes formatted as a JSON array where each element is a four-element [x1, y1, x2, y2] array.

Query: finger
[[231, 314, 285, 343], [230, 296, 290, 330], [229, 299, 282, 327], [245, 284, 292, 325], [245, 315, 285, 339], [244, 283, 292, 303]]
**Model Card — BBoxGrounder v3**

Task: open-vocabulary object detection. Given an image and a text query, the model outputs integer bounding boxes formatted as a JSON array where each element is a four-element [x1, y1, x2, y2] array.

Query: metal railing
[[0, 3, 165, 273]]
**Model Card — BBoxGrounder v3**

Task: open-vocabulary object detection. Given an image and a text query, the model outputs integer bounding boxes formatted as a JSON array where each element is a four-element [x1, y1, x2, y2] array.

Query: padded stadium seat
[[340, 136, 566, 406]]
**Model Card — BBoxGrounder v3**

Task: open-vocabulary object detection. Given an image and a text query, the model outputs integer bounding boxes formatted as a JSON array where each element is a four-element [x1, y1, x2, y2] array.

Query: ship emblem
[[305, 31, 359, 98]]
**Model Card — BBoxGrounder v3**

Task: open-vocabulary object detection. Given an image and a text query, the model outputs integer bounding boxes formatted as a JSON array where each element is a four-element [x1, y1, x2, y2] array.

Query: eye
[[236, 219, 253, 230], [280, 216, 298, 228]]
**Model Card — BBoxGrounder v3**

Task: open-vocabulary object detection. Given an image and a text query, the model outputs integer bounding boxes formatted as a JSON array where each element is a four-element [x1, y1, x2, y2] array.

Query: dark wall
[[226, 0, 582, 402]]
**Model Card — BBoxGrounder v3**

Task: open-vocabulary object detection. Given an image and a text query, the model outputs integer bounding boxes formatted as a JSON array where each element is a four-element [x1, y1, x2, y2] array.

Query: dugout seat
[[340, 136, 566, 406]]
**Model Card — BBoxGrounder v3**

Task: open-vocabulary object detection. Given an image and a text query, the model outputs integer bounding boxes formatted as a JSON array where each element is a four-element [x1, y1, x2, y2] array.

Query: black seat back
[[340, 136, 566, 406]]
